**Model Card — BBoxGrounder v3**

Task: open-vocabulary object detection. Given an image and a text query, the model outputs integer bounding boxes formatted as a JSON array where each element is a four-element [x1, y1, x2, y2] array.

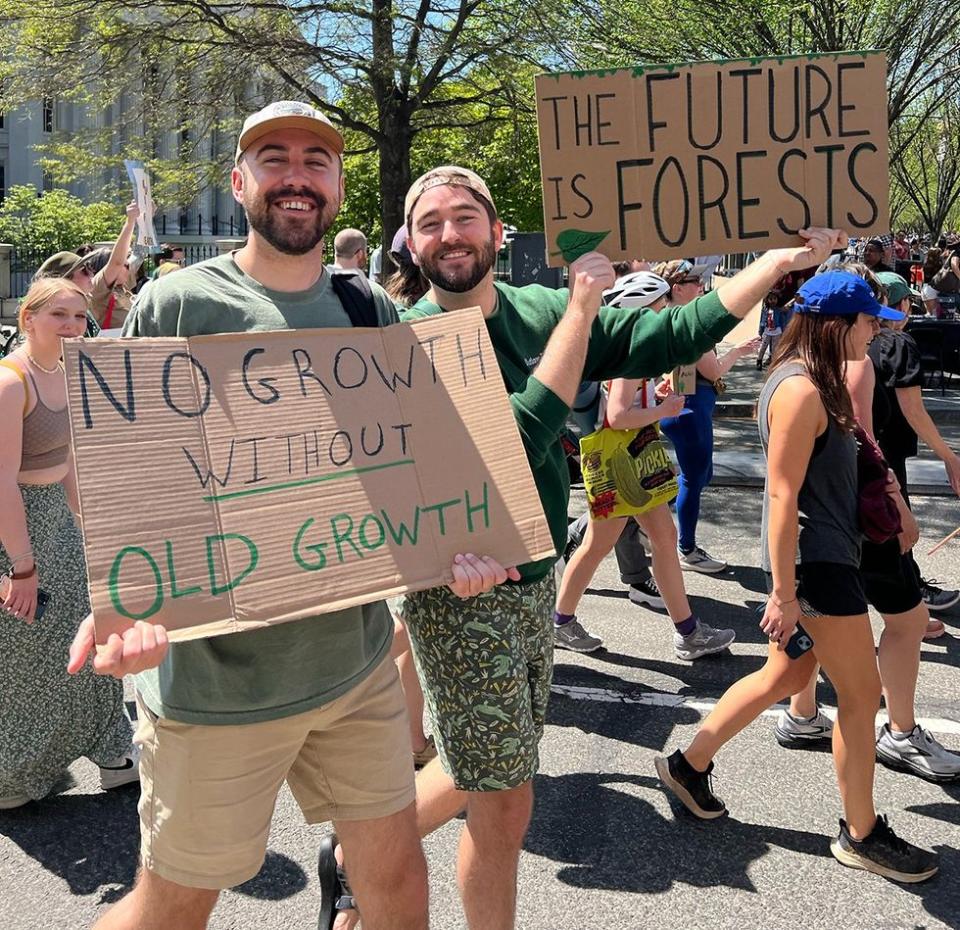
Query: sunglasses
[[675, 276, 701, 285]]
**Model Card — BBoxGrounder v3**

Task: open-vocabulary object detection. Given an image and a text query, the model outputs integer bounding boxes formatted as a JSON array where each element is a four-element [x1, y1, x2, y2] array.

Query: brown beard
[[418, 236, 496, 293], [245, 186, 339, 256]]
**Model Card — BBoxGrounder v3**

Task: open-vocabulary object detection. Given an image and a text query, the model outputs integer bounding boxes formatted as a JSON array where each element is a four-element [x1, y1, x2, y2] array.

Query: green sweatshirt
[[402, 283, 737, 583]]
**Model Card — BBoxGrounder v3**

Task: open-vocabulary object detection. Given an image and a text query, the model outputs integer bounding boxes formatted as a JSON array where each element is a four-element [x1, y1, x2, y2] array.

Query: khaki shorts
[[398, 573, 555, 792], [135, 656, 414, 889]]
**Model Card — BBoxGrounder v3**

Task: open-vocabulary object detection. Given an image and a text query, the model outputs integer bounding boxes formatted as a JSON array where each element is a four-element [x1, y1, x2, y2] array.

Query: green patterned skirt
[[0, 482, 132, 799]]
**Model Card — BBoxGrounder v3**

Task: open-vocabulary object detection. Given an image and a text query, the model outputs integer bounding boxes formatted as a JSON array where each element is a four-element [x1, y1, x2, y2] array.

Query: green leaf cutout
[[550, 228, 610, 263]]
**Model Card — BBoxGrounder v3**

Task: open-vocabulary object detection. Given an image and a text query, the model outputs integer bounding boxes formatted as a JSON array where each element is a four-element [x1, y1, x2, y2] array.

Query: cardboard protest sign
[[536, 51, 889, 265], [63, 310, 555, 643], [124, 160, 160, 251]]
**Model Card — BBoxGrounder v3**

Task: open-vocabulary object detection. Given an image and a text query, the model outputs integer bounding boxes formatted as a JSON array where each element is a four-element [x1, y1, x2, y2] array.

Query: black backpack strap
[[329, 271, 380, 328]]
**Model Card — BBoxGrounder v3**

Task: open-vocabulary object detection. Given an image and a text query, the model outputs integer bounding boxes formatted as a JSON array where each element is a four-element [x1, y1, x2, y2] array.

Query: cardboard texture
[[667, 363, 698, 395], [63, 309, 555, 644], [536, 51, 889, 266]]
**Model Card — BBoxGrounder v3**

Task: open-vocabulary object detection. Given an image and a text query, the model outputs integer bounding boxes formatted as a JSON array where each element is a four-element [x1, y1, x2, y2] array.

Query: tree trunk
[[377, 101, 414, 253]]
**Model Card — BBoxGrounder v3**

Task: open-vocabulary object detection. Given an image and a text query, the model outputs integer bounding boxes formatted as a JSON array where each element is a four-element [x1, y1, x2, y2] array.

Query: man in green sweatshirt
[[397, 164, 847, 930]]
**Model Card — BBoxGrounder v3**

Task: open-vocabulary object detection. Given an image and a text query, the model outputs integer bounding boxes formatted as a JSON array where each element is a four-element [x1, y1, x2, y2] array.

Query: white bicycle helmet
[[603, 270, 671, 308]]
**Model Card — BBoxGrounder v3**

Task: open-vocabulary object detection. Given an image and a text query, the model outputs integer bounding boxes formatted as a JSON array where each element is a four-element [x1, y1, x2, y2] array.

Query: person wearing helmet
[[554, 273, 737, 659], [654, 260, 761, 574]]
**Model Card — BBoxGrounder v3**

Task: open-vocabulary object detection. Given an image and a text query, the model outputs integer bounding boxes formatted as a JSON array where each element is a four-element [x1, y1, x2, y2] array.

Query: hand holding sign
[[68, 615, 170, 679], [569, 251, 616, 316], [769, 226, 849, 275]]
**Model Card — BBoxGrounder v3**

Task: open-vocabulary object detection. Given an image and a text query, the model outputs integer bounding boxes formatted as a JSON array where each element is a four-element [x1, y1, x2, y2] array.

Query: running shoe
[[920, 578, 960, 612], [654, 750, 726, 819], [628, 577, 665, 610], [678, 546, 727, 574], [0, 795, 30, 810], [674, 620, 735, 660], [554, 619, 603, 653], [99, 746, 141, 790], [774, 708, 834, 749], [876, 723, 960, 783], [831, 815, 938, 883]]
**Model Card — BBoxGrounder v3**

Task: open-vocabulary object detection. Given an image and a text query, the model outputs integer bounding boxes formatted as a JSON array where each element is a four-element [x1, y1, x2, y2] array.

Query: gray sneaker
[[775, 708, 834, 748], [678, 546, 727, 574], [876, 723, 960, 783], [674, 620, 735, 660], [554, 619, 603, 653]]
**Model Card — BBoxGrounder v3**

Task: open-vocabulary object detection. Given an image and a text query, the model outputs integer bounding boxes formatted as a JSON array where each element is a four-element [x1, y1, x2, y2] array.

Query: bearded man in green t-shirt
[[393, 164, 847, 930], [66, 105, 528, 930]]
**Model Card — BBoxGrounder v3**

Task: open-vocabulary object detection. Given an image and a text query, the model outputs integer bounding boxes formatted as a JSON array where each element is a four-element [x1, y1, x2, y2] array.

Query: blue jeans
[[659, 382, 716, 552]]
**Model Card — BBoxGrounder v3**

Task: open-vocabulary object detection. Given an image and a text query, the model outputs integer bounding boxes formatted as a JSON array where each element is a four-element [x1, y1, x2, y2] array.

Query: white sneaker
[[674, 620, 735, 660], [774, 708, 833, 748], [99, 745, 141, 790], [678, 546, 727, 574], [876, 724, 960, 783]]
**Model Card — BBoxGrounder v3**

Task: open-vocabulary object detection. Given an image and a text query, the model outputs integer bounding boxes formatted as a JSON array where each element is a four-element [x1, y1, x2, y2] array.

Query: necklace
[[25, 352, 63, 375]]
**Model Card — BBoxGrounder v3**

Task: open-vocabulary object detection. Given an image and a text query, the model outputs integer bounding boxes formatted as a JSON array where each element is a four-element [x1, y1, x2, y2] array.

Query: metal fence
[[157, 214, 249, 238], [10, 242, 222, 298]]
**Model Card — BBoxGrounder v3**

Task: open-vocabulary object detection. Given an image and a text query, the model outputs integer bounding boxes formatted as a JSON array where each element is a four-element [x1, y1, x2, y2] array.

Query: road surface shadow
[[0, 788, 306, 903]]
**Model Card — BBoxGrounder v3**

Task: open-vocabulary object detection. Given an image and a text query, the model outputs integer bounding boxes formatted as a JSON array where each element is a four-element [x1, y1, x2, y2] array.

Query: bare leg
[[877, 603, 927, 733], [635, 506, 690, 623], [555, 516, 626, 615], [801, 613, 881, 839], [415, 756, 467, 837], [459, 782, 533, 930], [392, 618, 429, 753], [788, 665, 820, 719], [685, 643, 817, 770], [93, 869, 219, 930], [334, 802, 428, 930]]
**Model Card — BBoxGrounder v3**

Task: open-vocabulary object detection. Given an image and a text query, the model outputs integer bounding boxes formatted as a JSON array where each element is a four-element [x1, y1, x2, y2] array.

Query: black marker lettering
[[696, 155, 732, 240], [77, 349, 136, 429], [571, 173, 594, 219], [837, 62, 870, 137], [333, 346, 368, 389], [241, 348, 280, 405], [292, 348, 332, 397], [645, 73, 680, 150], [776, 148, 810, 234], [730, 68, 762, 145], [542, 95, 568, 150], [616, 158, 653, 250], [686, 71, 722, 150], [653, 156, 690, 248], [595, 93, 620, 145], [547, 177, 567, 220], [813, 143, 845, 227], [162, 351, 210, 419], [846, 142, 879, 228], [768, 66, 800, 143], [736, 150, 769, 240], [805, 64, 834, 138]]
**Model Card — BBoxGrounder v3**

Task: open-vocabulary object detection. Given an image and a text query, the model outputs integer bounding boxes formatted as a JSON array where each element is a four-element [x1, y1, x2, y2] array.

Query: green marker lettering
[[330, 513, 363, 562], [358, 514, 386, 551], [464, 483, 490, 532], [205, 533, 259, 595], [293, 517, 328, 571], [422, 497, 462, 536], [381, 507, 421, 545], [109, 545, 164, 621], [165, 540, 202, 599]]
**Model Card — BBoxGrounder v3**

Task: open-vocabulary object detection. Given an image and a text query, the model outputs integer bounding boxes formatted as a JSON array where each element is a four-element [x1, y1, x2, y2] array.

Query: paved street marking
[[550, 683, 960, 736]]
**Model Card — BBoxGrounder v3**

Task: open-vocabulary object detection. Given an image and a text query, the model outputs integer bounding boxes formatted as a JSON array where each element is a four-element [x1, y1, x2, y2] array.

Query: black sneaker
[[654, 750, 726, 819], [830, 815, 939, 883], [920, 578, 960, 612], [628, 577, 665, 610]]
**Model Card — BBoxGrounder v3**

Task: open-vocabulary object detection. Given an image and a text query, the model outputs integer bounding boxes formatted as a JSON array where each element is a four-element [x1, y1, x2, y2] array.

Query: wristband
[[771, 595, 797, 607], [10, 563, 36, 581]]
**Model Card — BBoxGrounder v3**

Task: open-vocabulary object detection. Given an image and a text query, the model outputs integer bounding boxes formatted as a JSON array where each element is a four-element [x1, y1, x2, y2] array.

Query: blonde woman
[[0, 278, 137, 808]]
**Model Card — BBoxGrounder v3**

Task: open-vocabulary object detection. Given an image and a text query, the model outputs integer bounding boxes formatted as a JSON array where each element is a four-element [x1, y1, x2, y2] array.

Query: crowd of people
[[0, 99, 959, 929]]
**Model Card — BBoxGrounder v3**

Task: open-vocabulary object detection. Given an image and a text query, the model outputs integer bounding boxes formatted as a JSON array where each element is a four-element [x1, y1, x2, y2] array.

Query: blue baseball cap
[[793, 271, 906, 321]]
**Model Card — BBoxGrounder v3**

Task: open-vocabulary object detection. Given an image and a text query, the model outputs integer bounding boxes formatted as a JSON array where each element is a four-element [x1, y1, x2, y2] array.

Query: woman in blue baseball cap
[[656, 270, 938, 882]]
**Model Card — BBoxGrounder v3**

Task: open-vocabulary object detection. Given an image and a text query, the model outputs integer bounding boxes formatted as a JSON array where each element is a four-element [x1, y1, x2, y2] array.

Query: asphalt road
[[3, 486, 960, 930]]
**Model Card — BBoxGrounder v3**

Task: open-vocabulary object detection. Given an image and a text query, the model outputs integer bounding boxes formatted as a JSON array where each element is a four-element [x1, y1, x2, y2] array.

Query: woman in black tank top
[[655, 271, 938, 883]]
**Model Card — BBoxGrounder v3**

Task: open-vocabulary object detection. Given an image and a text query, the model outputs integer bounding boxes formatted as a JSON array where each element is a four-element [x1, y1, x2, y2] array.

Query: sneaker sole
[[924, 593, 960, 612], [675, 637, 736, 661], [774, 728, 831, 750], [654, 756, 726, 820], [629, 593, 666, 610], [875, 747, 960, 784], [554, 640, 603, 654], [0, 795, 31, 810], [679, 562, 727, 574], [830, 839, 939, 883]]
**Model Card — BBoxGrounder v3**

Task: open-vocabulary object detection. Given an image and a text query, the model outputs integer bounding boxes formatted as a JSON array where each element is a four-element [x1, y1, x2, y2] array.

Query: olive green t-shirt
[[122, 253, 398, 725]]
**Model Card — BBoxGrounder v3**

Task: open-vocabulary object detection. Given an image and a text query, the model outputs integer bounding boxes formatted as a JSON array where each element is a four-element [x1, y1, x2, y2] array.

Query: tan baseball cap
[[405, 166, 495, 224], [235, 101, 344, 164]]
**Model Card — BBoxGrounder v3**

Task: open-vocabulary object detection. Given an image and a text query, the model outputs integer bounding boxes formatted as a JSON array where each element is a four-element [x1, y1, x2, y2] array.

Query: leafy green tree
[[0, 0, 560, 245], [0, 186, 125, 254]]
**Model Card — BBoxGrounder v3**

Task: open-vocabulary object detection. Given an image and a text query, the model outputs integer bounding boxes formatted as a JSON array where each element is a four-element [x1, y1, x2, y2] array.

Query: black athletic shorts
[[766, 562, 868, 618], [860, 538, 924, 615]]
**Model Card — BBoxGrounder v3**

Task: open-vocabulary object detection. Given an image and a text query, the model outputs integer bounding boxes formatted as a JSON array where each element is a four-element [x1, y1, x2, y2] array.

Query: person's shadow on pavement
[[0, 786, 307, 904], [526, 770, 828, 894]]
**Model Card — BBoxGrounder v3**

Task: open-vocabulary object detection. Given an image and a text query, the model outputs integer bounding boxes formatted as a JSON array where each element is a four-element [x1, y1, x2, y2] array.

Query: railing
[[159, 214, 249, 237], [11, 242, 223, 297]]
